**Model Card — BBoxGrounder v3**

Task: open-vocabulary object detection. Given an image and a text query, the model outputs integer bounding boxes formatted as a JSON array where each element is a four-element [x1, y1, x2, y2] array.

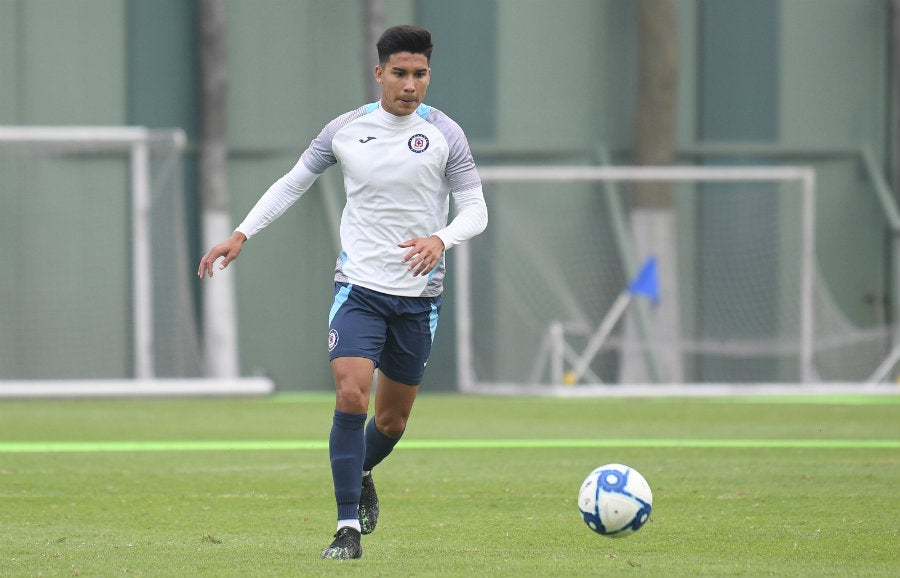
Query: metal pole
[[131, 134, 154, 379], [455, 241, 475, 392], [799, 170, 817, 382]]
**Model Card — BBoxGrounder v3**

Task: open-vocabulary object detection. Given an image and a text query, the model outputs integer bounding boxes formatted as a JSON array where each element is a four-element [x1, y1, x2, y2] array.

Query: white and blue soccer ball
[[578, 463, 653, 537]]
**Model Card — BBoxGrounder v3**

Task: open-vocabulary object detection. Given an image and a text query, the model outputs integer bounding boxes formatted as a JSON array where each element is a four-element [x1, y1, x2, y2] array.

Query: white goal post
[[0, 126, 171, 379], [454, 164, 884, 395], [0, 126, 272, 397]]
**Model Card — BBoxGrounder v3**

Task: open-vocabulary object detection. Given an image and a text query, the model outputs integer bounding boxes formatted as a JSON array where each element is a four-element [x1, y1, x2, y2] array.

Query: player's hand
[[198, 231, 247, 278], [399, 235, 445, 277]]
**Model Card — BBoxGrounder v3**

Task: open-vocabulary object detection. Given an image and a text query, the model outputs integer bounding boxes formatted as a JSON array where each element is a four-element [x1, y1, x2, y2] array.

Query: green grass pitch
[[1, 393, 898, 577]]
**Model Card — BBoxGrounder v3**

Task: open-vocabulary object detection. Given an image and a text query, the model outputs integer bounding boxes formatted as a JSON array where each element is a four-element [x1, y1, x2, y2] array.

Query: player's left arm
[[432, 186, 487, 250], [430, 114, 488, 250], [401, 113, 489, 276], [401, 186, 487, 276]]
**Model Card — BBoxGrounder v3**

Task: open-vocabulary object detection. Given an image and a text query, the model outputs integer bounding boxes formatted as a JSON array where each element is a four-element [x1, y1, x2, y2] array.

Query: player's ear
[[374, 65, 384, 84]]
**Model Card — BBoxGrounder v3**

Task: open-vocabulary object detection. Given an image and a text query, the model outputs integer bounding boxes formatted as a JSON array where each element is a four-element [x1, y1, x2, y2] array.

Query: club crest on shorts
[[408, 133, 429, 153], [328, 329, 339, 351]]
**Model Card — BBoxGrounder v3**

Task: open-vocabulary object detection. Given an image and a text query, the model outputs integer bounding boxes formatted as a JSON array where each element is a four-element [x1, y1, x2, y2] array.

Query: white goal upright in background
[[0, 127, 271, 397], [456, 164, 897, 395]]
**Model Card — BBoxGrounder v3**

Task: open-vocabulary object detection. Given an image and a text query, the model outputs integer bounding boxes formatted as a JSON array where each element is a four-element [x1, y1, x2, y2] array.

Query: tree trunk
[[361, 0, 384, 102], [634, 0, 678, 206], [620, 0, 681, 383], [199, 0, 239, 378]]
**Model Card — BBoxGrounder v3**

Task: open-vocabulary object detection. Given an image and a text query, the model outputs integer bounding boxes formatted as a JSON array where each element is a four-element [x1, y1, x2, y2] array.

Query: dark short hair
[[376, 25, 433, 64]]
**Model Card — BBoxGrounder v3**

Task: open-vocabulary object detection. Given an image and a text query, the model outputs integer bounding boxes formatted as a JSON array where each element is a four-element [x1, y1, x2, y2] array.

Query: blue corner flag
[[627, 256, 659, 304]]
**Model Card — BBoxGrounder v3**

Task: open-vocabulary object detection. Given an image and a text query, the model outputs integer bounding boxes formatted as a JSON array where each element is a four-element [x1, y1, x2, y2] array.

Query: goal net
[[456, 165, 895, 394], [0, 127, 271, 396]]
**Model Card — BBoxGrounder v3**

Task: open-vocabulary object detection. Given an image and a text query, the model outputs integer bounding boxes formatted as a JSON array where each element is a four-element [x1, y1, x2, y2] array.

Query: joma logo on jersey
[[408, 134, 429, 153]]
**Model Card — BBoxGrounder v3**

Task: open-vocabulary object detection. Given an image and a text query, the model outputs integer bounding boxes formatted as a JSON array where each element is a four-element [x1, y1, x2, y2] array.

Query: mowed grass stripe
[[1, 438, 897, 453]]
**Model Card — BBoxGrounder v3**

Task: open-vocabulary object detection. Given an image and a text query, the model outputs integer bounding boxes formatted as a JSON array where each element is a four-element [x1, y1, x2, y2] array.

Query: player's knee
[[375, 414, 407, 439], [334, 382, 369, 413], [332, 360, 375, 412]]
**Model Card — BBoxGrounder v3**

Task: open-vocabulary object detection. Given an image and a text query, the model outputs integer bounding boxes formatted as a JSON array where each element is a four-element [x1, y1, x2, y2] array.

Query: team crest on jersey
[[408, 133, 429, 153], [328, 329, 339, 351]]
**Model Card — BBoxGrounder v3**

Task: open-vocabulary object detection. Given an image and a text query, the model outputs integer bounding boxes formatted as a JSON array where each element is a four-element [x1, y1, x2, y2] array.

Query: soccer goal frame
[[0, 126, 273, 397], [0, 126, 182, 380], [455, 164, 819, 394]]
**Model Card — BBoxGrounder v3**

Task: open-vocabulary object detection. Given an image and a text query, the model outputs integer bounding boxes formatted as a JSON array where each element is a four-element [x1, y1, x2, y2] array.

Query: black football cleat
[[320, 526, 362, 560], [359, 473, 380, 535]]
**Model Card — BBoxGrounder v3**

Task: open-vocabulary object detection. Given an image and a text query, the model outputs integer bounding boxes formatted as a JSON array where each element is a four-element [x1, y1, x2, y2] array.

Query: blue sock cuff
[[333, 410, 367, 429]]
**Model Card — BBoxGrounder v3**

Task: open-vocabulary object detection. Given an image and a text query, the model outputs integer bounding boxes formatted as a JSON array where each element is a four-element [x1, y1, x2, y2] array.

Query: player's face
[[375, 52, 431, 116]]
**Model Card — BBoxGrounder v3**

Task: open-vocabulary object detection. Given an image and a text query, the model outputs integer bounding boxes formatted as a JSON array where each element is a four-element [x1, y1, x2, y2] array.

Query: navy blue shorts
[[327, 283, 442, 386]]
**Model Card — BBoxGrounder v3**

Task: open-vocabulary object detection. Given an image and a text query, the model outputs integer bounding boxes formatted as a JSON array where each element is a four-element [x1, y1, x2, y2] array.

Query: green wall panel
[[17, 0, 126, 124], [780, 0, 886, 145], [697, 0, 781, 381], [0, 1, 130, 378], [128, 0, 199, 134], [0, 2, 21, 122], [0, 157, 129, 378], [418, 0, 497, 140], [495, 0, 635, 147], [227, 0, 370, 146], [780, 0, 889, 326]]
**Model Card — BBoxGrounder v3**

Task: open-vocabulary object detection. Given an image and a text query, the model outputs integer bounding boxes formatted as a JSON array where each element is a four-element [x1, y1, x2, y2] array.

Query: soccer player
[[197, 24, 488, 559]]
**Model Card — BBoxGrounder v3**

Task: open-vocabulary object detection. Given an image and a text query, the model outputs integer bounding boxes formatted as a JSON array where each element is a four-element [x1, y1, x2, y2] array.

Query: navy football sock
[[363, 417, 403, 472], [329, 410, 367, 521]]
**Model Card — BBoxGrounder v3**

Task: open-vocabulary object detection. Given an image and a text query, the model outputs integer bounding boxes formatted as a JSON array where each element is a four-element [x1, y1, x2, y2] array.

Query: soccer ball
[[578, 463, 653, 537]]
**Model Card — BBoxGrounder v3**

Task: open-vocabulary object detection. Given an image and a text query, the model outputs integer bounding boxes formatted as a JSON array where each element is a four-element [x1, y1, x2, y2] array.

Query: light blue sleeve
[[426, 108, 488, 249], [301, 105, 369, 173], [427, 108, 483, 194]]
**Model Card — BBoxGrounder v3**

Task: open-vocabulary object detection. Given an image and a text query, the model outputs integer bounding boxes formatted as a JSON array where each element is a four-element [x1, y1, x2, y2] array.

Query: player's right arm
[[197, 157, 322, 278], [234, 158, 322, 240], [196, 108, 356, 279], [198, 230, 247, 278]]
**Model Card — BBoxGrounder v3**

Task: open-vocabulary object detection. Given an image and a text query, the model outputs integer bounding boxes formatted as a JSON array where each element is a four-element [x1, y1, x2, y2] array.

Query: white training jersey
[[236, 102, 488, 298]]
